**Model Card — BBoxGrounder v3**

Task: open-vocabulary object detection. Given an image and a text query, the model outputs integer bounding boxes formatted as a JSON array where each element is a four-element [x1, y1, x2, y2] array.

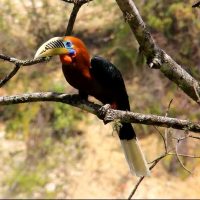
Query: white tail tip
[[120, 138, 150, 177]]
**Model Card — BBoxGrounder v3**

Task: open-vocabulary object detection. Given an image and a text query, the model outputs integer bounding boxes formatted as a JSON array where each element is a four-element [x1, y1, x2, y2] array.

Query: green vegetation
[[6, 163, 47, 194]]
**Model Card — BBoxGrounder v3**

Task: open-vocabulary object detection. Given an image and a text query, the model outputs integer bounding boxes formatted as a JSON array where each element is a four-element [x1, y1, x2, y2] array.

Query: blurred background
[[0, 0, 200, 198]]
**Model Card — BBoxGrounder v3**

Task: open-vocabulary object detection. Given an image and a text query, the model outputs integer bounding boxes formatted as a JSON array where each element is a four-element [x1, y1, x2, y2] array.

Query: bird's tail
[[119, 123, 150, 177]]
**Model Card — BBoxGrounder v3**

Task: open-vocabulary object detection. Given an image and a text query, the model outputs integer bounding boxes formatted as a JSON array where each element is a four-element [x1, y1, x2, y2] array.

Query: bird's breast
[[62, 63, 117, 105], [62, 63, 95, 92]]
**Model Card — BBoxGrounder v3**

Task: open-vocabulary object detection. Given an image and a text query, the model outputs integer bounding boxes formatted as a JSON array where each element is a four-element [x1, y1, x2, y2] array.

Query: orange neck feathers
[[60, 36, 90, 68]]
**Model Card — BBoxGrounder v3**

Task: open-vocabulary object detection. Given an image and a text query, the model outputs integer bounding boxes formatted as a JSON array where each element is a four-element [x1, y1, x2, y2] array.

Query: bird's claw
[[98, 104, 111, 124]]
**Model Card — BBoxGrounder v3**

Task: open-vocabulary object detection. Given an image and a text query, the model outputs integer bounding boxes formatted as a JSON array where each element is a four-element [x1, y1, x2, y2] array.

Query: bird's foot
[[98, 104, 111, 124]]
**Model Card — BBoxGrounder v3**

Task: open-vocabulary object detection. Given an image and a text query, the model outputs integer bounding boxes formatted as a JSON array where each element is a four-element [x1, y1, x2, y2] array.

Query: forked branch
[[115, 0, 200, 105]]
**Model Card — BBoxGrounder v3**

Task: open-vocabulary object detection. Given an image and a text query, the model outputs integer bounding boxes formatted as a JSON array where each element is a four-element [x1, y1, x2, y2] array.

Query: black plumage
[[90, 56, 136, 140]]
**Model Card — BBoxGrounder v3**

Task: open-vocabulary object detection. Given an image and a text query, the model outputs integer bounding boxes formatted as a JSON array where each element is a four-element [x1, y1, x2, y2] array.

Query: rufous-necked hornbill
[[34, 36, 150, 177]]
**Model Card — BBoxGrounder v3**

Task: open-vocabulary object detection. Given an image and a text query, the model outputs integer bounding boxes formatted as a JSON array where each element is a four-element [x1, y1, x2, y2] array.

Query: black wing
[[90, 56, 130, 110]]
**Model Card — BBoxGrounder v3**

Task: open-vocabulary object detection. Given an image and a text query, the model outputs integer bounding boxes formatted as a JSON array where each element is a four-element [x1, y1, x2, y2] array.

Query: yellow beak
[[34, 37, 68, 59]]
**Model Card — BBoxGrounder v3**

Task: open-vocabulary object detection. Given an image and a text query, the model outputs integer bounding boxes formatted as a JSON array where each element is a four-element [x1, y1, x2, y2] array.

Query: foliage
[[6, 163, 47, 195], [141, 0, 200, 68]]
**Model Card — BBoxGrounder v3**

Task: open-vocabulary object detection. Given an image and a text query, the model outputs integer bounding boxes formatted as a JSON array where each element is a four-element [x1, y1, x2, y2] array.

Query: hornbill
[[34, 36, 150, 177]]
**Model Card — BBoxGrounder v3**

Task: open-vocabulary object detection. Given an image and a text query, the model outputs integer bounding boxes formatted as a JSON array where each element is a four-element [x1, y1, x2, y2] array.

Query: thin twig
[[153, 126, 168, 153], [128, 176, 145, 199], [168, 152, 200, 159], [164, 99, 173, 152], [148, 153, 168, 164], [0, 55, 51, 87], [189, 135, 200, 140], [172, 131, 192, 173], [129, 106, 198, 199], [129, 149, 200, 199], [175, 140, 192, 174], [165, 99, 173, 118], [128, 153, 167, 199], [0, 64, 21, 88]]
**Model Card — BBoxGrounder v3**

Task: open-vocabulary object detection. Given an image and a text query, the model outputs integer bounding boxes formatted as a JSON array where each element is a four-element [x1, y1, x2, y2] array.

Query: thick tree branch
[[0, 92, 200, 133], [192, 1, 200, 7], [115, 0, 200, 105]]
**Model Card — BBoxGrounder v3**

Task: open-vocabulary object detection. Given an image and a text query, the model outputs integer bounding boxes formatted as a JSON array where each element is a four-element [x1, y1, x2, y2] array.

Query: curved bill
[[34, 37, 68, 59]]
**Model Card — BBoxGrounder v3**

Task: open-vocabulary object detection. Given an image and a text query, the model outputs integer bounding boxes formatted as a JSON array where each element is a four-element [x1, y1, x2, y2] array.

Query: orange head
[[34, 36, 90, 67]]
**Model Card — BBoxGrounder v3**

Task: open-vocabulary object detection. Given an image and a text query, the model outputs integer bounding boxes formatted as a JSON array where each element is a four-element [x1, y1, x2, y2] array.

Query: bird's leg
[[98, 104, 111, 124], [78, 90, 88, 100]]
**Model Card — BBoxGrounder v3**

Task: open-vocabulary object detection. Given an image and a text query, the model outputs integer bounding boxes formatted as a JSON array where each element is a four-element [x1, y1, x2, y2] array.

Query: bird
[[34, 36, 150, 177]]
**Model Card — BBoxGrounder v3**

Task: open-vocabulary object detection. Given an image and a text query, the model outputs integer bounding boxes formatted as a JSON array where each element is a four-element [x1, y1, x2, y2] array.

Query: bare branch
[[0, 54, 51, 87], [168, 153, 200, 159], [103, 109, 200, 133], [0, 64, 21, 88], [164, 99, 173, 152], [128, 148, 200, 199], [115, 0, 200, 105], [153, 126, 168, 153], [165, 99, 173, 118], [0, 54, 50, 66], [65, 3, 82, 35], [192, 1, 200, 7], [62, 0, 93, 35], [175, 140, 192, 174], [0, 92, 200, 133], [128, 176, 144, 199], [189, 135, 200, 140], [129, 118, 199, 198], [128, 153, 167, 199]]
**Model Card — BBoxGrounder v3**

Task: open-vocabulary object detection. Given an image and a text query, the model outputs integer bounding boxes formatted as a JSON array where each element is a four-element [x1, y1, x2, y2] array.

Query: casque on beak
[[34, 37, 73, 59]]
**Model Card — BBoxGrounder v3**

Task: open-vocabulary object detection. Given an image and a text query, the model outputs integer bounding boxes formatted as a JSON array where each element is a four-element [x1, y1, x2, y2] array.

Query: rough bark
[[0, 92, 200, 133], [115, 0, 200, 104]]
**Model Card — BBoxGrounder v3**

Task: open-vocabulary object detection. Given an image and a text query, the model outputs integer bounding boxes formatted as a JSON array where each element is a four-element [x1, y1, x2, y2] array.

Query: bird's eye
[[64, 41, 72, 47]]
